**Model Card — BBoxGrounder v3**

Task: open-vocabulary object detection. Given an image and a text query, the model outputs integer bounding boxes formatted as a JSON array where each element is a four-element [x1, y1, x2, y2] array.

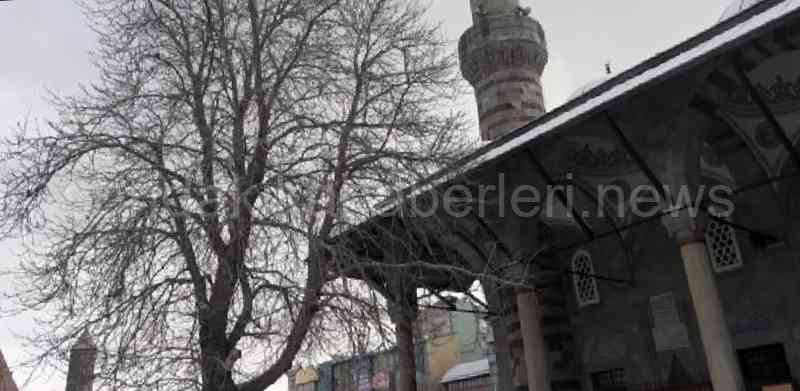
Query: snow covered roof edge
[[377, 0, 800, 214], [440, 359, 490, 384]]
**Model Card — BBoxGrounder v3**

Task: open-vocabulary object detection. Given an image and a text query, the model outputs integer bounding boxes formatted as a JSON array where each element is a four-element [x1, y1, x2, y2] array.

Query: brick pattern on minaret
[[459, 0, 548, 141], [65, 331, 97, 391]]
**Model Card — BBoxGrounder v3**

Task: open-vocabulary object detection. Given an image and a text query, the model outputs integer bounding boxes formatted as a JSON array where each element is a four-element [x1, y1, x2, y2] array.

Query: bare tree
[[0, 0, 468, 390]]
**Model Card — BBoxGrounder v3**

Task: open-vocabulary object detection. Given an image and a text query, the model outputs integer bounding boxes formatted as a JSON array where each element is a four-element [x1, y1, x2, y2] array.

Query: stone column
[[662, 211, 744, 391], [65, 330, 98, 391], [390, 298, 418, 391], [516, 290, 550, 391]]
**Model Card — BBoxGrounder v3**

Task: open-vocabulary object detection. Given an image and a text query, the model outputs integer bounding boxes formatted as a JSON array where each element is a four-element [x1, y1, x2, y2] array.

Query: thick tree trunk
[[395, 314, 417, 391], [201, 348, 238, 391]]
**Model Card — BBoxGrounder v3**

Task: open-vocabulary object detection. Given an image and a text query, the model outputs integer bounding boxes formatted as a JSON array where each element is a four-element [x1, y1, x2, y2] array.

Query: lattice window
[[572, 250, 600, 307], [705, 212, 743, 273], [591, 368, 627, 391]]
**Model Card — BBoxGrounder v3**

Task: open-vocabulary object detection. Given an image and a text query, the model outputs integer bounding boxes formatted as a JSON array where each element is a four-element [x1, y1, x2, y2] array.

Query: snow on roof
[[378, 0, 800, 214], [440, 359, 490, 384], [721, 0, 767, 21], [567, 74, 615, 101]]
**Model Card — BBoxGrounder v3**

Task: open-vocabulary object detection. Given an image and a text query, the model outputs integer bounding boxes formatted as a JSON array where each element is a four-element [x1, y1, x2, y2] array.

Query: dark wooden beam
[[473, 214, 516, 259], [605, 112, 668, 199], [522, 148, 596, 239]]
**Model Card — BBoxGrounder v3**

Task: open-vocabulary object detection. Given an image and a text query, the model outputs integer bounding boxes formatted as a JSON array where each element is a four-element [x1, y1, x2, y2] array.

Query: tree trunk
[[395, 316, 417, 391], [201, 345, 238, 391]]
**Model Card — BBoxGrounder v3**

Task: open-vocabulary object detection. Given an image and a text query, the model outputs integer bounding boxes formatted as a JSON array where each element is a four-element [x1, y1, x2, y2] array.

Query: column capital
[[661, 208, 707, 245]]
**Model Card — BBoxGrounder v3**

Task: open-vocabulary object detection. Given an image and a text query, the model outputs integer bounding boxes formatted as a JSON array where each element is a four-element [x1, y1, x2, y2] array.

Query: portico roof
[[338, 0, 800, 296], [378, 0, 800, 215]]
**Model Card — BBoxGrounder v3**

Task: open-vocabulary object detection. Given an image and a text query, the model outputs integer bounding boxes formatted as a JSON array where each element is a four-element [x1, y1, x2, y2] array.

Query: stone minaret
[[65, 331, 97, 391], [459, 0, 548, 141], [0, 349, 21, 391]]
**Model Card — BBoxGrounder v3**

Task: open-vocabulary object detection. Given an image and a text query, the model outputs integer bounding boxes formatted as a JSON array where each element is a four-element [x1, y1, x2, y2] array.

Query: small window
[[737, 344, 793, 388], [592, 368, 627, 391], [572, 249, 600, 307], [705, 211, 743, 273]]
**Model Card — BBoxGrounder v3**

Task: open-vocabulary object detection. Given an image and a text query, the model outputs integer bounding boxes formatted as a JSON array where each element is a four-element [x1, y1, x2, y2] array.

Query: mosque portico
[[339, 0, 800, 390]]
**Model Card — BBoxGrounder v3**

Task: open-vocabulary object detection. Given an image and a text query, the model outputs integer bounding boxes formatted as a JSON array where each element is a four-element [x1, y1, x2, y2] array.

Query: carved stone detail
[[459, 16, 547, 84], [459, 12, 548, 141], [661, 209, 708, 245]]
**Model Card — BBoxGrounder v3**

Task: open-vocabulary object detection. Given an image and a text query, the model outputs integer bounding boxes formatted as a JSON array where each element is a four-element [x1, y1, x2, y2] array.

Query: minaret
[[459, 0, 548, 141], [0, 349, 21, 391], [65, 331, 97, 391]]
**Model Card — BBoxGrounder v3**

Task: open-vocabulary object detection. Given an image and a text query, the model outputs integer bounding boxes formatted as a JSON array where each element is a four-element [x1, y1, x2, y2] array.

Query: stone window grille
[[591, 368, 626, 391], [572, 249, 600, 307], [704, 211, 743, 273]]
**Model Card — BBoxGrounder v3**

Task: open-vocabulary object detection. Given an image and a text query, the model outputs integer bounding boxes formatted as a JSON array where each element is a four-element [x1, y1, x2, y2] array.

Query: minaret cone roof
[[73, 329, 97, 351]]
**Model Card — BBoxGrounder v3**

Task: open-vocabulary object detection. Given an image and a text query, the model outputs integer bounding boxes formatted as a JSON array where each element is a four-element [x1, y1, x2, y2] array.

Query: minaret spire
[[459, 0, 548, 141]]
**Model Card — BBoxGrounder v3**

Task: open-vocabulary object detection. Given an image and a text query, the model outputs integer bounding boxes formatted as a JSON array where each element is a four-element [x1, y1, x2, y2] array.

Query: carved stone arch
[[778, 128, 800, 173], [712, 110, 776, 183], [693, 20, 800, 193], [714, 46, 800, 221], [431, 223, 518, 391], [691, 92, 785, 221], [776, 142, 800, 219], [773, 110, 800, 179], [700, 142, 738, 187], [738, 48, 800, 178]]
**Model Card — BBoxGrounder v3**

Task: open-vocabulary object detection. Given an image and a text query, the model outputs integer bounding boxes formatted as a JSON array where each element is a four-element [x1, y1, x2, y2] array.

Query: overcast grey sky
[[0, 0, 734, 389]]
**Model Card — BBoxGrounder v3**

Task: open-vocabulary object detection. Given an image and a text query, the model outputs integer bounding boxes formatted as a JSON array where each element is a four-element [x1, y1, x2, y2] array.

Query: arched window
[[572, 250, 600, 307], [705, 211, 743, 273]]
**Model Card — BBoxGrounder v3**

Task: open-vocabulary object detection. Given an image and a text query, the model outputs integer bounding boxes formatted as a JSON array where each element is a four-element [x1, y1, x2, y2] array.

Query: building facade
[[340, 1, 800, 391], [289, 300, 491, 391]]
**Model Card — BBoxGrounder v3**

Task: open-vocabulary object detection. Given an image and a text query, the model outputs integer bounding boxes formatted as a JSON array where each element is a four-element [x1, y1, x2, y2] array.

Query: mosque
[[4, 1, 800, 391], [336, 0, 800, 390]]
